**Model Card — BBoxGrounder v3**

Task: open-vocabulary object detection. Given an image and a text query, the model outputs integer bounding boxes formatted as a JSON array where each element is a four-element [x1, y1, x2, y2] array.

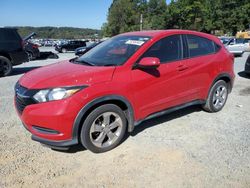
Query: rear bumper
[[10, 51, 28, 65], [31, 49, 40, 58], [230, 51, 244, 56]]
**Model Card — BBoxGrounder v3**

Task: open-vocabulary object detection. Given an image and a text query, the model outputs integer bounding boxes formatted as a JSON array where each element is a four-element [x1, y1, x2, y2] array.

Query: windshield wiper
[[103, 64, 116, 67], [74, 59, 94, 66]]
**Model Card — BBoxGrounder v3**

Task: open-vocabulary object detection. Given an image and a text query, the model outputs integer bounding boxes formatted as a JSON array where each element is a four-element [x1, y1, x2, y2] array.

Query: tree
[[103, 0, 167, 36], [103, 0, 140, 36], [103, 0, 250, 36], [144, 0, 167, 30]]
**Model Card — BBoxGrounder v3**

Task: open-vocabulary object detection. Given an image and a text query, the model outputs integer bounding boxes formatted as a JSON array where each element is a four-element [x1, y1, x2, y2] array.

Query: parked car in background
[[24, 42, 40, 60], [23, 32, 40, 60], [245, 54, 250, 75], [55, 40, 87, 53], [15, 30, 235, 153], [75, 41, 102, 56], [0, 28, 28, 76], [225, 38, 250, 56], [43, 40, 54, 47], [219, 37, 233, 45]]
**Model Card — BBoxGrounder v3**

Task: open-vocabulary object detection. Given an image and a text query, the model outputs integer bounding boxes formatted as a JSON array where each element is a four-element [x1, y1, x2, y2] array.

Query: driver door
[[131, 35, 191, 119]]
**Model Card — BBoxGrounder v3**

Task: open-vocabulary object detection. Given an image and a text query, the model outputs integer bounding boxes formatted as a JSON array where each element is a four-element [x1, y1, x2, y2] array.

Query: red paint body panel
[[15, 30, 235, 144], [20, 60, 115, 89]]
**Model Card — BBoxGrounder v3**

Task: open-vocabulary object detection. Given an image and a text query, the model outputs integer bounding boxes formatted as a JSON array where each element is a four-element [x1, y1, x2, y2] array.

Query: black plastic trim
[[211, 73, 233, 93], [134, 100, 205, 126], [31, 135, 78, 147], [72, 95, 135, 142], [32, 126, 60, 135]]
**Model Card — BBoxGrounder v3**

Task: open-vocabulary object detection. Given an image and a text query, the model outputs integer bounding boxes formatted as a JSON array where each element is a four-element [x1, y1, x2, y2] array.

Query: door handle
[[177, 64, 188, 71]]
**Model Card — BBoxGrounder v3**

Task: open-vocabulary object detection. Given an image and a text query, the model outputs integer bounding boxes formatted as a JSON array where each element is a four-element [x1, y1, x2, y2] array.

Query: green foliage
[[102, 0, 141, 36], [103, 0, 250, 36], [103, 0, 167, 36], [10, 26, 101, 39]]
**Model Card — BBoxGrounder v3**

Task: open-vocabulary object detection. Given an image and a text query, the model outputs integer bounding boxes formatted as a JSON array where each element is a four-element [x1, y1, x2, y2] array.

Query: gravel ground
[[0, 47, 250, 188]]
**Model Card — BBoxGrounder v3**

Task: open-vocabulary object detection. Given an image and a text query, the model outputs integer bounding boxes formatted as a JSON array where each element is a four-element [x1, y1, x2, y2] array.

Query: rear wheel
[[203, 80, 228, 112], [80, 104, 127, 153], [0, 56, 13, 77], [27, 51, 34, 61]]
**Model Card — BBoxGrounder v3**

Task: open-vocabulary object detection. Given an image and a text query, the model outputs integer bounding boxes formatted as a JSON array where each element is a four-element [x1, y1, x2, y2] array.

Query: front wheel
[[0, 56, 13, 77], [202, 80, 228, 112], [80, 104, 127, 153]]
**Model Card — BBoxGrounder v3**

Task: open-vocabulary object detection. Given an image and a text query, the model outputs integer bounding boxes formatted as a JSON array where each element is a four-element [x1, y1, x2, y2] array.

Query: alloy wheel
[[89, 112, 123, 148], [212, 85, 227, 110]]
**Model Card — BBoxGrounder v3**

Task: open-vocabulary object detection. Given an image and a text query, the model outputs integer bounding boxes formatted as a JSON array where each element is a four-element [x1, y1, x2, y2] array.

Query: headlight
[[79, 48, 86, 52], [33, 86, 86, 103]]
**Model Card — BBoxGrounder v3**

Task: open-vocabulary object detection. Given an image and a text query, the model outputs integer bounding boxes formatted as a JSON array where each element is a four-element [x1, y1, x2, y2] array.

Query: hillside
[[6, 26, 101, 39]]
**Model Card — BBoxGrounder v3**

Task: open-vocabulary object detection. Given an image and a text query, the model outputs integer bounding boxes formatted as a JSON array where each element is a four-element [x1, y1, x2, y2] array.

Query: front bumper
[[31, 135, 78, 148], [14, 82, 89, 148], [16, 97, 83, 142]]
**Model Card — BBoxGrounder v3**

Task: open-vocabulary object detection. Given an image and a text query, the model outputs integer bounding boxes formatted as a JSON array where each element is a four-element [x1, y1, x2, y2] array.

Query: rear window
[[187, 35, 216, 58], [0, 29, 20, 41]]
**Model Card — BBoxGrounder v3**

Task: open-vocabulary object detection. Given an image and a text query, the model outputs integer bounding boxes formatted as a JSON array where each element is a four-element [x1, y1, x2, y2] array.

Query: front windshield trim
[[77, 35, 151, 67]]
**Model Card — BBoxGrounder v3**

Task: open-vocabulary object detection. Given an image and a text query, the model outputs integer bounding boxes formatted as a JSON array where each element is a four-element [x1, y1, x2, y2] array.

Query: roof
[[119, 29, 219, 43], [0, 27, 18, 31]]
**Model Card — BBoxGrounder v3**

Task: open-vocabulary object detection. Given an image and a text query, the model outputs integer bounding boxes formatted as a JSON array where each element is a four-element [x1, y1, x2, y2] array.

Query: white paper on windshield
[[125, 40, 145, 46]]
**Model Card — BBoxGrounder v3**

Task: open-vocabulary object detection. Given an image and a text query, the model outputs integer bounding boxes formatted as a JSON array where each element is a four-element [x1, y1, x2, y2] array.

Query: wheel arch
[[72, 95, 135, 143], [206, 73, 233, 100], [212, 73, 233, 93]]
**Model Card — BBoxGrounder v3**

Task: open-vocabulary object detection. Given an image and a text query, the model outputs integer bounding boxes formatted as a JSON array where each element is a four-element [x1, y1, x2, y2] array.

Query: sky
[[1, 0, 171, 29]]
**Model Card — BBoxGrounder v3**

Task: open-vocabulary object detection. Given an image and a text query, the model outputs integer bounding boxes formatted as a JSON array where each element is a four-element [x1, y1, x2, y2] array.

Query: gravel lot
[[0, 47, 250, 188]]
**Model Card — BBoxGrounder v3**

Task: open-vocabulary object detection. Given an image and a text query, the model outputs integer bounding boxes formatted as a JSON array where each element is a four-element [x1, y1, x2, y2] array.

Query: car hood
[[19, 60, 116, 89]]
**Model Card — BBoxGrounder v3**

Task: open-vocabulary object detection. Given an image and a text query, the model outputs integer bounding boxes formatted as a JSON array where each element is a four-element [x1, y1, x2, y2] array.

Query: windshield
[[77, 35, 150, 66]]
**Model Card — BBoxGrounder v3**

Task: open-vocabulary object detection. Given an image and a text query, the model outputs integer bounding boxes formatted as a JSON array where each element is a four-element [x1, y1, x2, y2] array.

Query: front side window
[[77, 35, 150, 66], [187, 35, 215, 58], [141, 35, 182, 63]]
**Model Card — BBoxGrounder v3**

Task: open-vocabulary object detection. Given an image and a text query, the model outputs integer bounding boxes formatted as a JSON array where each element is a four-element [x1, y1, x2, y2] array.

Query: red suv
[[15, 30, 235, 153]]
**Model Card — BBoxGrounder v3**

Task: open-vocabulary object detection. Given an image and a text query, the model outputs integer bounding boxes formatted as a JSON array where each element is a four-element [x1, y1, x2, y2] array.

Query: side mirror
[[136, 57, 160, 69]]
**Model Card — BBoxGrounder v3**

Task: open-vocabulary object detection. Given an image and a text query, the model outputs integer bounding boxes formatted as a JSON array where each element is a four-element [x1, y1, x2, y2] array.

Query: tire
[[0, 56, 13, 77], [61, 48, 67, 53], [27, 51, 34, 61], [202, 80, 228, 112], [80, 104, 127, 153]]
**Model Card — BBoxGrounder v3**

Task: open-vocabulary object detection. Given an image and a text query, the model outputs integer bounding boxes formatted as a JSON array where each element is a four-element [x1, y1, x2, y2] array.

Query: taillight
[[21, 40, 25, 49], [230, 53, 234, 62], [32, 44, 38, 48]]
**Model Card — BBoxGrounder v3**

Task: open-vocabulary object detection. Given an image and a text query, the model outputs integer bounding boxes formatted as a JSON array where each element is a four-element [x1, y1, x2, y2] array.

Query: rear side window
[[243, 39, 250, 44], [186, 35, 215, 58], [236, 38, 245, 44], [142, 35, 182, 63], [0, 29, 20, 41]]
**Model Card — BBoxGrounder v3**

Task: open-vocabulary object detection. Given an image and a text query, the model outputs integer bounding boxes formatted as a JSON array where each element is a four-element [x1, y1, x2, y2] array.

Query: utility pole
[[140, 14, 143, 31]]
